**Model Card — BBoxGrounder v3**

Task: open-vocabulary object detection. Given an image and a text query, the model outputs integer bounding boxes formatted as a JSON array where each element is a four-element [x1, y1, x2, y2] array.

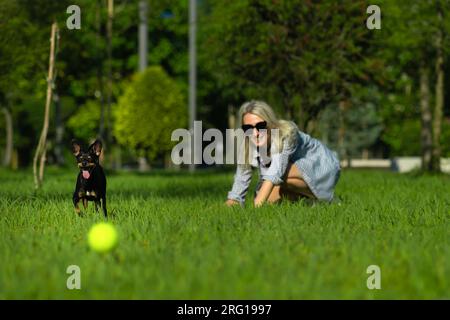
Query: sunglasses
[[241, 121, 267, 132]]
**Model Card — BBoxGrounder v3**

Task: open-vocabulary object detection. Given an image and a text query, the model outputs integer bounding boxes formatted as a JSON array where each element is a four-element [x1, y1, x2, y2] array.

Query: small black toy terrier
[[71, 139, 107, 217]]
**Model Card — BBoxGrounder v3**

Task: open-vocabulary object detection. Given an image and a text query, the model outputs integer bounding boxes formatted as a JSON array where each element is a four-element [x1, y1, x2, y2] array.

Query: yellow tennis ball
[[88, 223, 118, 253]]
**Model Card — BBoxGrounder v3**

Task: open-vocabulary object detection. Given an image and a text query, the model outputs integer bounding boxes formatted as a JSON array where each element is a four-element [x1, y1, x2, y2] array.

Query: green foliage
[[375, 0, 450, 157], [148, 0, 188, 82], [0, 0, 195, 166], [378, 0, 450, 61], [114, 66, 187, 160], [67, 100, 101, 142], [2, 0, 450, 166], [382, 119, 421, 156], [0, 0, 48, 98], [201, 0, 378, 128], [0, 0, 73, 165]]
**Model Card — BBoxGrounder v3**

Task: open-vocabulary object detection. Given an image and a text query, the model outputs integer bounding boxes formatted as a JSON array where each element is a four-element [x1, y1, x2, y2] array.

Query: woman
[[226, 100, 340, 207]]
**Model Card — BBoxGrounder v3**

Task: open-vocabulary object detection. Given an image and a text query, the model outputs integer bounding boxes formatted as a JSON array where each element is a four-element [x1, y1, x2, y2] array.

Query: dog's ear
[[89, 139, 103, 156], [71, 139, 82, 157]]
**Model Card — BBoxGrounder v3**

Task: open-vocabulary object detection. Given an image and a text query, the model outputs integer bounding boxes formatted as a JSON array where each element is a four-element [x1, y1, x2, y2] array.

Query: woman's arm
[[256, 139, 296, 206], [226, 165, 253, 206], [254, 180, 274, 207]]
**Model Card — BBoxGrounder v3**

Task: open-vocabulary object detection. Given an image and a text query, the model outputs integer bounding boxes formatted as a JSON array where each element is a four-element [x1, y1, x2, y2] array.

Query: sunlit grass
[[0, 168, 448, 299]]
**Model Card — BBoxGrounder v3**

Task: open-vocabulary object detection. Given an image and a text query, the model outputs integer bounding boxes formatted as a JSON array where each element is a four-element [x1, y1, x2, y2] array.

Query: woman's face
[[242, 113, 269, 147]]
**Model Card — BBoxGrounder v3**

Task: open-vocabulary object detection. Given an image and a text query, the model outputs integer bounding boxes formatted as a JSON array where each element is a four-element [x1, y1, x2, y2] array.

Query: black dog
[[71, 139, 107, 217]]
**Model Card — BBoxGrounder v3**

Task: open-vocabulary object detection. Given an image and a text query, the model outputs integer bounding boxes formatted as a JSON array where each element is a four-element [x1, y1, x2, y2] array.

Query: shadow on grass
[[403, 168, 450, 179], [106, 166, 234, 177], [2, 185, 226, 204], [108, 180, 227, 200], [1, 167, 235, 202]]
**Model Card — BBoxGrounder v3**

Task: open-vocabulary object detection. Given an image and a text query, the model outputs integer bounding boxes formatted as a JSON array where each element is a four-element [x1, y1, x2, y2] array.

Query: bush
[[114, 66, 187, 161]]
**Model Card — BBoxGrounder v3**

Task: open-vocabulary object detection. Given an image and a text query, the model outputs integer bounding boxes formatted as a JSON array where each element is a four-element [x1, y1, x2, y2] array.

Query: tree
[[1, 107, 12, 166], [433, 1, 445, 171], [0, 0, 195, 168], [33, 22, 59, 189], [114, 66, 187, 164], [0, 0, 41, 168], [0, 0, 78, 168], [379, 0, 450, 172], [202, 0, 376, 130], [105, 0, 114, 144]]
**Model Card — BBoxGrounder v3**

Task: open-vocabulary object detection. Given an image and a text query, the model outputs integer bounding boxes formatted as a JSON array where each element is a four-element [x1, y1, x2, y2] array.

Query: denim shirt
[[227, 130, 340, 205]]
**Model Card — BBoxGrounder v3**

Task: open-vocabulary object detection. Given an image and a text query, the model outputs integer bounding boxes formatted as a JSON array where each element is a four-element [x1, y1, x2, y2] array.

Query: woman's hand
[[254, 180, 275, 207], [225, 199, 240, 207]]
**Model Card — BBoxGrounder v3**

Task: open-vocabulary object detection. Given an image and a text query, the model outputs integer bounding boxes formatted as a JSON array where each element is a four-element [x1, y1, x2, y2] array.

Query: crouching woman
[[226, 100, 341, 207]]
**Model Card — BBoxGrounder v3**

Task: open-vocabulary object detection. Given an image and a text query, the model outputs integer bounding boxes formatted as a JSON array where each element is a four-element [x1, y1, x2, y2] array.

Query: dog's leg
[[101, 196, 107, 218], [94, 200, 100, 213], [73, 195, 82, 216], [82, 198, 88, 210]]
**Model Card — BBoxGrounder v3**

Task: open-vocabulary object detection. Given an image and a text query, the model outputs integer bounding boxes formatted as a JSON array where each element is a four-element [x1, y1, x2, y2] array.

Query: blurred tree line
[[0, 0, 449, 172]]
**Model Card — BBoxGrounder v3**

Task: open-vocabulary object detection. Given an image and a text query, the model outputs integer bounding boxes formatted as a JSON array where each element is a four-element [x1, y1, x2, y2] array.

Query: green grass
[[0, 167, 449, 299]]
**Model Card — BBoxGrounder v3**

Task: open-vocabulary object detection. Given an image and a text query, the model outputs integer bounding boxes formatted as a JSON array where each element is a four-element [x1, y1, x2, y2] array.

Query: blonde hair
[[238, 100, 298, 165]]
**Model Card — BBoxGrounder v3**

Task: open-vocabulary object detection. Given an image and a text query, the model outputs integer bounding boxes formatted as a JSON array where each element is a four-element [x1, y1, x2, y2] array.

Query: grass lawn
[[0, 167, 448, 299]]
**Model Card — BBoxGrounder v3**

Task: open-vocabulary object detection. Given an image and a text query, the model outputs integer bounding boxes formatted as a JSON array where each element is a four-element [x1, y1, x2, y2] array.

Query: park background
[[1, 0, 450, 172], [0, 0, 449, 299]]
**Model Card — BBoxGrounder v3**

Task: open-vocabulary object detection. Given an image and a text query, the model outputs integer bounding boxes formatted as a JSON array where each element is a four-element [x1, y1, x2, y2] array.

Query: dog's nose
[[82, 161, 88, 166]]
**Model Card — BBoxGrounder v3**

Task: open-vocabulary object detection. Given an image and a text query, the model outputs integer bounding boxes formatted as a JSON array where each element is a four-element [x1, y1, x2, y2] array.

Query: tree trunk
[[1, 107, 13, 167], [138, 156, 150, 172], [164, 152, 177, 170], [11, 149, 18, 170], [137, 0, 148, 170], [138, 0, 148, 72], [53, 91, 65, 165], [33, 22, 58, 189], [362, 148, 369, 160], [419, 65, 433, 171], [306, 119, 316, 136], [97, 0, 105, 140], [296, 102, 306, 132], [432, 5, 444, 172], [282, 92, 293, 121], [189, 0, 197, 172], [286, 103, 293, 121], [338, 100, 349, 168], [228, 104, 236, 128], [106, 0, 114, 144]]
